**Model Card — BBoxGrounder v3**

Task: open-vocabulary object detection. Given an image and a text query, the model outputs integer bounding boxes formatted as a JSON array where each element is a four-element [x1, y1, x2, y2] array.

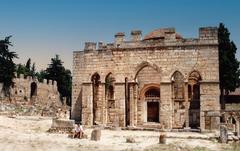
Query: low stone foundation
[[48, 118, 74, 133]]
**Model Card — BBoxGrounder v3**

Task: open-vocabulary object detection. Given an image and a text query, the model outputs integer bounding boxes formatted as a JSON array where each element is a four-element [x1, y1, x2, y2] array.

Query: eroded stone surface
[[72, 27, 220, 131]]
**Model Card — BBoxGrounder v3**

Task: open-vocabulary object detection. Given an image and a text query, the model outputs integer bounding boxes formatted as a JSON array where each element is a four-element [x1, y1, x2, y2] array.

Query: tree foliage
[[218, 23, 240, 95], [0, 36, 18, 96], [45, 55, 72, 105], [16, 58, 36, 78]]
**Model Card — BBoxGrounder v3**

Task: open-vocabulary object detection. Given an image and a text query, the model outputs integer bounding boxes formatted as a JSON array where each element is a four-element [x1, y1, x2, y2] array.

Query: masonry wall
[[10, 74, 60, 105], [72, 27, 220, 130]]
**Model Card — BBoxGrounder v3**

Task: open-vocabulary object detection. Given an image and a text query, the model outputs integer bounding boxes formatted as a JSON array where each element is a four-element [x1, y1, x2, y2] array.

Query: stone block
[[91, 129, 101, 141], [126, 136, 135, 143], [159, 134, 166, 144]]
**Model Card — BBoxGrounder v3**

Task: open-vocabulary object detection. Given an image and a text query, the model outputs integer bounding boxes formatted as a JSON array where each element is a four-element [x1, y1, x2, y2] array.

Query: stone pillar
[[184, 83, 190, 129], [101, 84, 107, 125], [129, 83, 137, 126], [160, 83, 172, 129], [200, 83, 220, 131], [81, 84, 93, 126], [95, 84, 103, 124]]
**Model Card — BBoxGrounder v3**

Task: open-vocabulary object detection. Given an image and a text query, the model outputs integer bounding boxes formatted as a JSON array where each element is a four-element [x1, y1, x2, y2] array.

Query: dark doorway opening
[[30, 82, 37, 98], [91, 73, 100, 125], [189, 84, 200, 128], [147, 102, 159, 122]]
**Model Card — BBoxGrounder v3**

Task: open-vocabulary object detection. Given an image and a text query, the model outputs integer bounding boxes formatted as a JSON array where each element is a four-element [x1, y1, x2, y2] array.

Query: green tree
[[25, 58, 31, 70], [218, 23, 240, 108], [16, 63, 27, 77], [0, 36, 18, 97], [45, 55, 72, 104], [16, 59, 36, 78], [35, 70, 47, 82], [30, 62, 36, 77]]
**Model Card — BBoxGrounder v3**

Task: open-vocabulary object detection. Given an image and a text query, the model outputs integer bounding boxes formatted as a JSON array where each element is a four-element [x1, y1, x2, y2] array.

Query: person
[[74, 123, 81, 138], [74, 123, 84, 139], [79, 122, 84, 138]]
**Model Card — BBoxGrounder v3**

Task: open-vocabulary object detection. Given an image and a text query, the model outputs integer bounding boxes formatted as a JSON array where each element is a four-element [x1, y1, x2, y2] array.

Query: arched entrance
[[171, 71, 185, 128], [91, 73, 101, 125], [188, 71, 201, 129], [144, 87, 160, 122], [30, 82, 37, 97]]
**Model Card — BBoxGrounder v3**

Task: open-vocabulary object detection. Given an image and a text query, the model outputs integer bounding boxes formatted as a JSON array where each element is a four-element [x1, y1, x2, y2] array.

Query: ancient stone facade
[[9, 74, 60, 104], [72, 27, 220, 131]]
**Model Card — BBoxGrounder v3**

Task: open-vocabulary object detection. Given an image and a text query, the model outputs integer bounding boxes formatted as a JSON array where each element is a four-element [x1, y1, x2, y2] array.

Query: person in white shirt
[[74, 123, 84, 138]]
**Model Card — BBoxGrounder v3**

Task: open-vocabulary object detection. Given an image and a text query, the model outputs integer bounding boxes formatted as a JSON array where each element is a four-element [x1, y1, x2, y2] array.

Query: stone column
[[184, 83, 190, 129], [160, 83, 172, 129], [129, 83, 137, 126], [101, 84, 107, 125], [96, 84, 103, 124]]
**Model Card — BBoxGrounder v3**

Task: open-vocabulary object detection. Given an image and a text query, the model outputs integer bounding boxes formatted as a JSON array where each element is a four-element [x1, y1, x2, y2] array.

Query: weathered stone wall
[[9, 74, 60, 105], [72, 27, 220, 131]]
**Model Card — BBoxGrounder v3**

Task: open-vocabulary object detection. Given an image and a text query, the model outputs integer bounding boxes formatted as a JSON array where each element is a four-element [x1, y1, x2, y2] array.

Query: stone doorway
[[188, 71, 201, 129], [91, 73, 101, 125], [147, 102, 159, 122], [30, 82, 37, 97], [144, 88, 160, 123]]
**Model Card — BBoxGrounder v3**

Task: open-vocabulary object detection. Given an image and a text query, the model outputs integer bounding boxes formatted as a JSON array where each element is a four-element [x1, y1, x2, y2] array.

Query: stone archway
[[171, 71, 185, 128], [140, 84, 160, 123], [91, 73, 101, 125], [188, 71, 201, 129]]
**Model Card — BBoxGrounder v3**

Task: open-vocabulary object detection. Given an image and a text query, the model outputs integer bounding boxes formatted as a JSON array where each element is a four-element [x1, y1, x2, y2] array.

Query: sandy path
[[0, 116, 224, 151]]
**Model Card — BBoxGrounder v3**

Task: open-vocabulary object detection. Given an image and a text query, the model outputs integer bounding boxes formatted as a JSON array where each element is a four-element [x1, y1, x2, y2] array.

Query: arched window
[[188, 71, 201, 128], [105, 73, 115, 108], [145, 88, 160, 98], [91, 73, 101, 125], [172, 71, 184, 100]]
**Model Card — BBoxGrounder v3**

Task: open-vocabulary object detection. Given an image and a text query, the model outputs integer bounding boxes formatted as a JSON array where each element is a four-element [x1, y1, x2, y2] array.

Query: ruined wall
[[10, 74, 60, 105], [72, 27, 220, 130]]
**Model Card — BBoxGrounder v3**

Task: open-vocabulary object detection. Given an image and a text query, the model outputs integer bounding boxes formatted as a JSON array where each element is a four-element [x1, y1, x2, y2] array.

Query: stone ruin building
[[0, 74, 69, 117], [10, 73, 60, 104], [72, 27, 221, 131]]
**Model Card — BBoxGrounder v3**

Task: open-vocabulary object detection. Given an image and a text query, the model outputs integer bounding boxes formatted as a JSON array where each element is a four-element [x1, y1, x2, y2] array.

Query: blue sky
[[0, 0, 239, 70]]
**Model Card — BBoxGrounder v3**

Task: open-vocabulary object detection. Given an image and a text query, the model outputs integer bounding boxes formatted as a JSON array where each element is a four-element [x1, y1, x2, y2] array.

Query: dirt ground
[[0, 115, 238, 151]]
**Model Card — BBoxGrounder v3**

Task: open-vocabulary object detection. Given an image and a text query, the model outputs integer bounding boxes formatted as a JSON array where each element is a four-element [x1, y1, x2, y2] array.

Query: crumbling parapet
[[131, 30, 142, 41], [10, 73, 60, 103], [84, 42, 97, 52], [199, 27, 218, 40], [81, 27, 218, 55]]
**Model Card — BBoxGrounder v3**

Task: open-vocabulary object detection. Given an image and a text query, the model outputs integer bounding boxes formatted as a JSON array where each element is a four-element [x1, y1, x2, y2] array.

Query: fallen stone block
[[159, 134, 166, 144], [48, 118, 75, 133], [126, 136, 135, 143], [91, 129, 101, 141]]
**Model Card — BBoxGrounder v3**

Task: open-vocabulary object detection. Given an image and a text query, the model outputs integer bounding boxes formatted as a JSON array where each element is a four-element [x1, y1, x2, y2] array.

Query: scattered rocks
[[126, 136, 135, 143], [91, 129, 101, 141]]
